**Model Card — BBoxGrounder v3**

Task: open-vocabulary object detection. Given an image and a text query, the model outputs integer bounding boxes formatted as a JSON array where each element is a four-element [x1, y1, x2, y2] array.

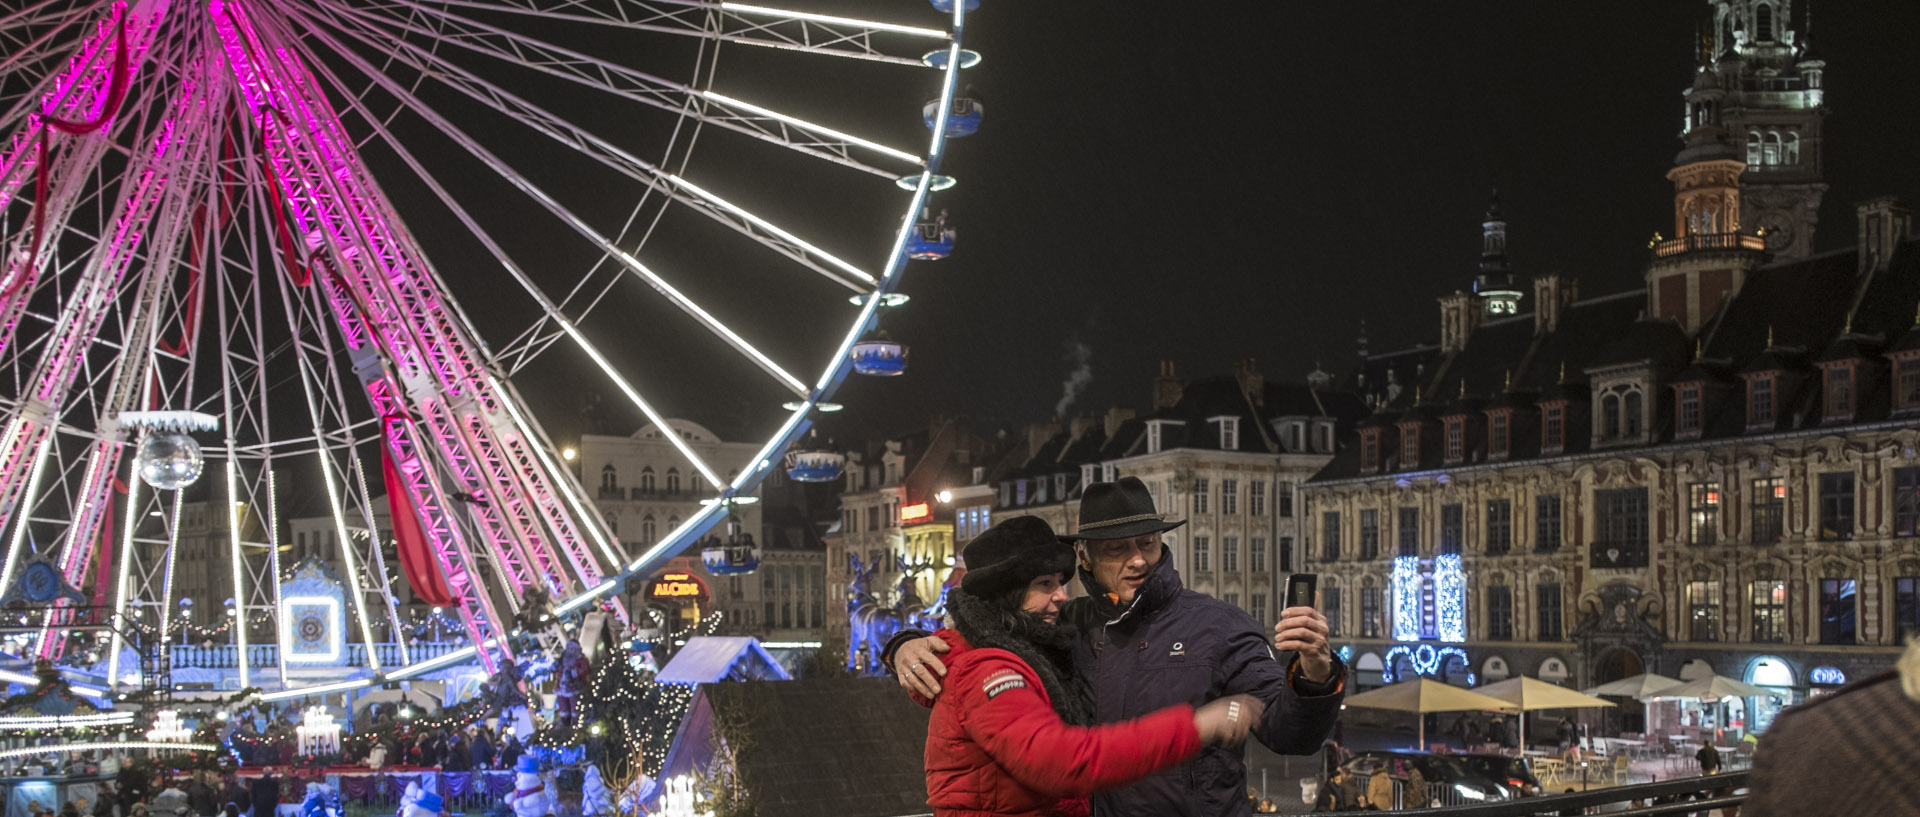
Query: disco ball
[[136, 432, 205, 490]]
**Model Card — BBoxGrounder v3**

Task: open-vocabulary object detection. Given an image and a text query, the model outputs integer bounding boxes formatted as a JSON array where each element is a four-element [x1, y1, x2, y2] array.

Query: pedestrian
[[442, 733, 471, 772], [496, 734, 523, 772], [1312, 768, 1357, 812], [890, 478, 1346, 817], [1556, 717, 1575, 751], [1488, 713, 1507, 749], [1695, 742, 1720, 775], [248, 769, 280, 817], [917, 517, 1262, 816], [469, 728, 494, 770]]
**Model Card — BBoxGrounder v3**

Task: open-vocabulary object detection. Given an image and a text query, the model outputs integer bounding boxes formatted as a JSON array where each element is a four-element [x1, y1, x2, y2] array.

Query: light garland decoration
[[0, 712, 135, 731], [1390, 556, 1421, 642], [146, 710, 194, 743], [0, 741, 219, 760], [1435, 553, 1467, 643], [1382, 644, 1477, 685], [296, 706, 342, 756]]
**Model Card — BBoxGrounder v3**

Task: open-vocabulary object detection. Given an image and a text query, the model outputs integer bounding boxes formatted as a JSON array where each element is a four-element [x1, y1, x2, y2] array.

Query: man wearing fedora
[[886, 477, 1344, 817]]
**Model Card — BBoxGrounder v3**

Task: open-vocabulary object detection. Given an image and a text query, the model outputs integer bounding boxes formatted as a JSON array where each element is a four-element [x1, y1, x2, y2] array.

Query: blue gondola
[[923, 96, 983, 138], [906, 207, 954, 260], [851, 332, 908, 376], [929, 0, 979, 11], [785, 449, 846, 483], [701, 534, 761, 575]]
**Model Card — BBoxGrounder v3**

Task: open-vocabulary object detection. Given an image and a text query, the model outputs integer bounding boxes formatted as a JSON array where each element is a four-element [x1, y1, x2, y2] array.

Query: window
[[1222, 479, 1239, 515], [1215, 417, 1240, 450], [1624, 391, 1644, 437], [1601, 394, 1620, 439], [1288, 423, 1304, 452], [1398, 507, 1420, 557], [640, 467, 656, 494], [1401, 426, 1420, 467], [1224, 592, 1240, 610], [1486, 499, 1512, 554], [1193, 536, 1211, 572], [1317, 423, 1335, 453], [1193, 478, 1210, 514], [1897, 467, 1920, 537], [1444, 419, 1464, 463], [1325, 588, 1342, 637], [1146, 422, 1164, 454], [1280, 536, 1294, 572], [1489, 412, 1510, 456], [1251, 537, 1267, 572], [1361, 431, 1381, 471], [1321, 513, 1341, 562], [1820, 472, 1855, 540], [1687, 580, 1720, 642], [1897, 577, 1920, 640], [1594, 488, 1649, 567], [1361, 587, 1381, 638], [1543, 404, 1565, 450], [1537, 583, 1562, 640], [1276, 483, 1294, 517], [642, 514, 656, 543], [1897, 358, 1920, 411], [1825, 367, 1854, 418], [1755, 1, 1774, 41], [1749, 376, 1775, 426], [1536, 494, 1562, 552], [666, 468, 681, 494], [1751, 580, 1787, 643], [1251, 593, 1268, 623], [600, 464, 618, 492], [1751, 477, 1786, 544], [1819, 579, 1857, 645], [781, 602, 793, 629], [1488, 586, 1513, 640], [1678, 386, 1702, 434], [1222, 536, 1239, 572], [1689, 483, 1721, 546], [1360, 510, 1381, 560], [867, 506, 880, 532], [1440, 504, 1463, 555], [1249, 481, 1267, 516]]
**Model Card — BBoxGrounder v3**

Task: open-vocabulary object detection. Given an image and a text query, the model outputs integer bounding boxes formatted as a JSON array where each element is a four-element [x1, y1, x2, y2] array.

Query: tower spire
[[1473, 188, 1524, 317]]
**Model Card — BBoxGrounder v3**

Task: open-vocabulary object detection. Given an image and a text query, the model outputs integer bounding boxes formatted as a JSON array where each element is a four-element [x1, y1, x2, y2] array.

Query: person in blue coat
[[889, 477, 1346, 817]]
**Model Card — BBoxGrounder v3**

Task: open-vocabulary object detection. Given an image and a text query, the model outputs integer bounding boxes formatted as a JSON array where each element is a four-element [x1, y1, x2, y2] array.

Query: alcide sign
[[648, 571, 711, 605]]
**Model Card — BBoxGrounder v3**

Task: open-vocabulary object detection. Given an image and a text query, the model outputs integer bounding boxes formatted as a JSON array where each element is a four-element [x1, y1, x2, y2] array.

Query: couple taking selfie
[[882, 477, 1348, 817]]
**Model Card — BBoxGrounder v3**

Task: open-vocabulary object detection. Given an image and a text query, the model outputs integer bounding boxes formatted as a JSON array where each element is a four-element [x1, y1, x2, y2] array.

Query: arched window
[[667, 514, 680, 531], [1602, 394, 1621, 439], [1624, 391, 1644, 437], [639, 466, 655, 494], [604, 511, 618, 536], [1746, 131, 1763, 167], [1754, 3, 1774, 42], [1763, 131, 1782, 166], [666, 467, 681, 495], [642, 514, 656, 543], [600, 464, 618, 491], [1785, 132, 1801, 165]]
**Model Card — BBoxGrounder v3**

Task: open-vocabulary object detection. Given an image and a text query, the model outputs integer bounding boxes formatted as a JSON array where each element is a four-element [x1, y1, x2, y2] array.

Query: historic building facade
[[1303, 0, 1917, 736]]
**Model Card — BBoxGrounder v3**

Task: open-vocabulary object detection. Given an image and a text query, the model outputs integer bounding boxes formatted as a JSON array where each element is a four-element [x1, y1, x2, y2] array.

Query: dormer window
[[1443, 418, 1465, 464], [1596, 383, 1645, 442], [1542, 404, 1565, 452], [1749, 375, 1776, 428], [1146, 419, 1178, 454], [1081, 463, 1096, 487], [1399, 424, 1421, 469], [1315, 421, 1335, 453], [1101, 462, 1116, 483], [1054, 474, 1067, 498], [1211, 416, 1241, 450], [1360, 429, 1381, 473], [1290, 422, 1305, 452], [1488, 411, 1511, 458], [1825, 365, 1854, 419]]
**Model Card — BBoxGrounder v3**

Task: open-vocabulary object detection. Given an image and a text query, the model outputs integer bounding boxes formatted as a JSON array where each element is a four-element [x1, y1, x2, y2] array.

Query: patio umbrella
[[1647, 675, 1770, 700], [1476, 676, 1615, 747], [1342, 679, 1516, 748], [1581, 673, 1683, 700]]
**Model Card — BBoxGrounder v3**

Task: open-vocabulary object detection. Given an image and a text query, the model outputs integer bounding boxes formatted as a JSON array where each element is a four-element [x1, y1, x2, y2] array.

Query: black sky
[[412, 1, 1920, 449]]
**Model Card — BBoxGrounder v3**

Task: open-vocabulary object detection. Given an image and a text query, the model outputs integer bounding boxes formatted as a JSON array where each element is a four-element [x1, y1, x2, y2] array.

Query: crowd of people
[[224, 705, 525, 772]]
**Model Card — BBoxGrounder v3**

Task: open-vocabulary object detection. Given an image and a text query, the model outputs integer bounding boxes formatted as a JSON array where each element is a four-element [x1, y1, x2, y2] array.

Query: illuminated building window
[[1487, 585, 1513, 640], [1435, 553, 1466, 642], [1690, 483, 1721, 546], [1360, 510, 1381, 560], [1440, 504, 1463, 556], [1536, 583, 1562, 640], [1687, 580, 1721, 642], [1819, 472, 1855, 541], [1751, 477, 1785, 544], [1486, 499, 1512, 555], [1535, 495, 1562, 552], [1398, 507, 1420, 557], [1819, 579, 1856, 645], [1391, 557, 1421, 642], [1751, 580, 1788, 643], [1896, 467, 1920, 537], [1360, 587, 1380, 638]]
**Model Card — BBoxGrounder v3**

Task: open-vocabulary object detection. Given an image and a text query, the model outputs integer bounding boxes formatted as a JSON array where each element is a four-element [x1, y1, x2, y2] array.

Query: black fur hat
[[960, 516, 1076, 598]]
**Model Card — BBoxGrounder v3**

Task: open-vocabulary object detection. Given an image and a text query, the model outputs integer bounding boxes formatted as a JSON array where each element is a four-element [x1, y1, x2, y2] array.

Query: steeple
[[1472, 190, 1523, 317], [1687, 0, 1828, 258]]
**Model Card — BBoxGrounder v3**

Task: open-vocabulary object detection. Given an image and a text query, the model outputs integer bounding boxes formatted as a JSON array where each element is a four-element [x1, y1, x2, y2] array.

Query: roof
[[654, 637, 793, 684]]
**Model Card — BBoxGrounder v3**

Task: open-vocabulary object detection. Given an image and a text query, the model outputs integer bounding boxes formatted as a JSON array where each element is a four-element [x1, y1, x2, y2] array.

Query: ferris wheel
[[0, 0, 980, 694]]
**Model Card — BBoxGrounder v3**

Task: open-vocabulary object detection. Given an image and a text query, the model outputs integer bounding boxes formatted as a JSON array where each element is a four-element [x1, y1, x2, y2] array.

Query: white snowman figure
[[401, 791, 444, 817], [394, 782, 421, 817], [505, 756, 549, 817]]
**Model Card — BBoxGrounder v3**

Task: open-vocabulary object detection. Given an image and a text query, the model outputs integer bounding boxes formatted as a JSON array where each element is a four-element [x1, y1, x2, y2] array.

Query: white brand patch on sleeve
[[983, 670, 1027, 700]]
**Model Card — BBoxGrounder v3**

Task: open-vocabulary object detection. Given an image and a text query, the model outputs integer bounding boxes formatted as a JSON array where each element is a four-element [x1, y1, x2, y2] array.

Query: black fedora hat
[[960, 516, 1077, 598], [1059, 476, 1186, 542]]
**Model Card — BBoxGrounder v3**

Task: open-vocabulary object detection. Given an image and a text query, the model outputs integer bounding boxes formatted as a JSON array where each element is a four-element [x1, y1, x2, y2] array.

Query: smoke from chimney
[[1055, 335, 1094, 417]]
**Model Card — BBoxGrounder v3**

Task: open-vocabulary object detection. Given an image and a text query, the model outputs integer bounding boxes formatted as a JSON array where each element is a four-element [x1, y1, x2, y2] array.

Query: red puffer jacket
[[914, 630, 1202, 817]]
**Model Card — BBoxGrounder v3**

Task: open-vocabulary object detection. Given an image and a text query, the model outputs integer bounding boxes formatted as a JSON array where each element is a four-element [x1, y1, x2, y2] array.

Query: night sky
[[386, 1, 1920, 450]]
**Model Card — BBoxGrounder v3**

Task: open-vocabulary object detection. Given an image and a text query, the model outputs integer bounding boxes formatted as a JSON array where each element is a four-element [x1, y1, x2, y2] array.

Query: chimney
[[1234, 358, 1265, 406], [1104, 406, 1136, 438], [1858, 196, 1913, 274], [1437, 291, 1481, 354], [1027, 416, 1061, 454], [1532, 273, 1579, 334], [1069, 411, 1097, 441], [1153, 360, 1183, 410]]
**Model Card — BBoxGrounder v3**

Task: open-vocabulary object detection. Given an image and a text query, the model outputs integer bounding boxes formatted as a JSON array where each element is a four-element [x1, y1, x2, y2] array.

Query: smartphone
[[1285, 573, 1318, 610]]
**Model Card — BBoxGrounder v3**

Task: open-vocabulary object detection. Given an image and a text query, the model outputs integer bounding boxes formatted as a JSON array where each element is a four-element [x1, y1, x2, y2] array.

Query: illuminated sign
[[1810, 666, 1846, 685], [900, 502, 931, 523], [648, 572, 710, 603]]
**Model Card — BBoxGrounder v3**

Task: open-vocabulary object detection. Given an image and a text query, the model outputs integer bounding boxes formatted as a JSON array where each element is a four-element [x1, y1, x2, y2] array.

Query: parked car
[[1453, 752, 1545, 797], [1340, 750, 1515, 807]]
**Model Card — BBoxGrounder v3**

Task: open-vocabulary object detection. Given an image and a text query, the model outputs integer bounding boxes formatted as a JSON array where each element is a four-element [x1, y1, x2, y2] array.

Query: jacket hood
[[948, 588, 1092, 725], [1079, 555, 1184, 625]]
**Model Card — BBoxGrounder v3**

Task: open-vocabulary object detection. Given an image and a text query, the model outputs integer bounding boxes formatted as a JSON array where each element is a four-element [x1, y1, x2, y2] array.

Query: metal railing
[[1372, 770, 1748, 815], [1652, 232, 1766, 257], [168, 640, 467, 669]]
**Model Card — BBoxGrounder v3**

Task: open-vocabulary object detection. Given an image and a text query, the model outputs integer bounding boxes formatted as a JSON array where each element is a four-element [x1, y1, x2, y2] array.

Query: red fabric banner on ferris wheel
[[382, 445, 456, 607]]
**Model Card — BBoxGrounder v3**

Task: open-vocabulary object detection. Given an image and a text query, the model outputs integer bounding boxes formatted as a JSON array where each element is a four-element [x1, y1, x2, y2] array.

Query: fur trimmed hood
[[947, 588, 1092, 726]]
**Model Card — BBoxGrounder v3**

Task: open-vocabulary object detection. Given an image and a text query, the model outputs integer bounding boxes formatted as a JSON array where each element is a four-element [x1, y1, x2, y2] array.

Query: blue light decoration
[[930, 0, 980, 11], [1382, 644, 1476, 684], [1435, 553, 1467, 643], [1337, 645, 1354, 662], [1391, 556, 1421, 641], [1810, 666, 1846, 685]]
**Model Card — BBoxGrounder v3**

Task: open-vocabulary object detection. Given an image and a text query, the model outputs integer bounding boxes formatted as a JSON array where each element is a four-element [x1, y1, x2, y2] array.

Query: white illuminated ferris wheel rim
[[0, 0, 977, 689]]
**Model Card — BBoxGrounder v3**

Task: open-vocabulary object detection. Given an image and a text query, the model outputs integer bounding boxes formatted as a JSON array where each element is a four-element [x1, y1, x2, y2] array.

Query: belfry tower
[[1473, 191, 1523, 317], [1689, 0, 1828, 258]]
